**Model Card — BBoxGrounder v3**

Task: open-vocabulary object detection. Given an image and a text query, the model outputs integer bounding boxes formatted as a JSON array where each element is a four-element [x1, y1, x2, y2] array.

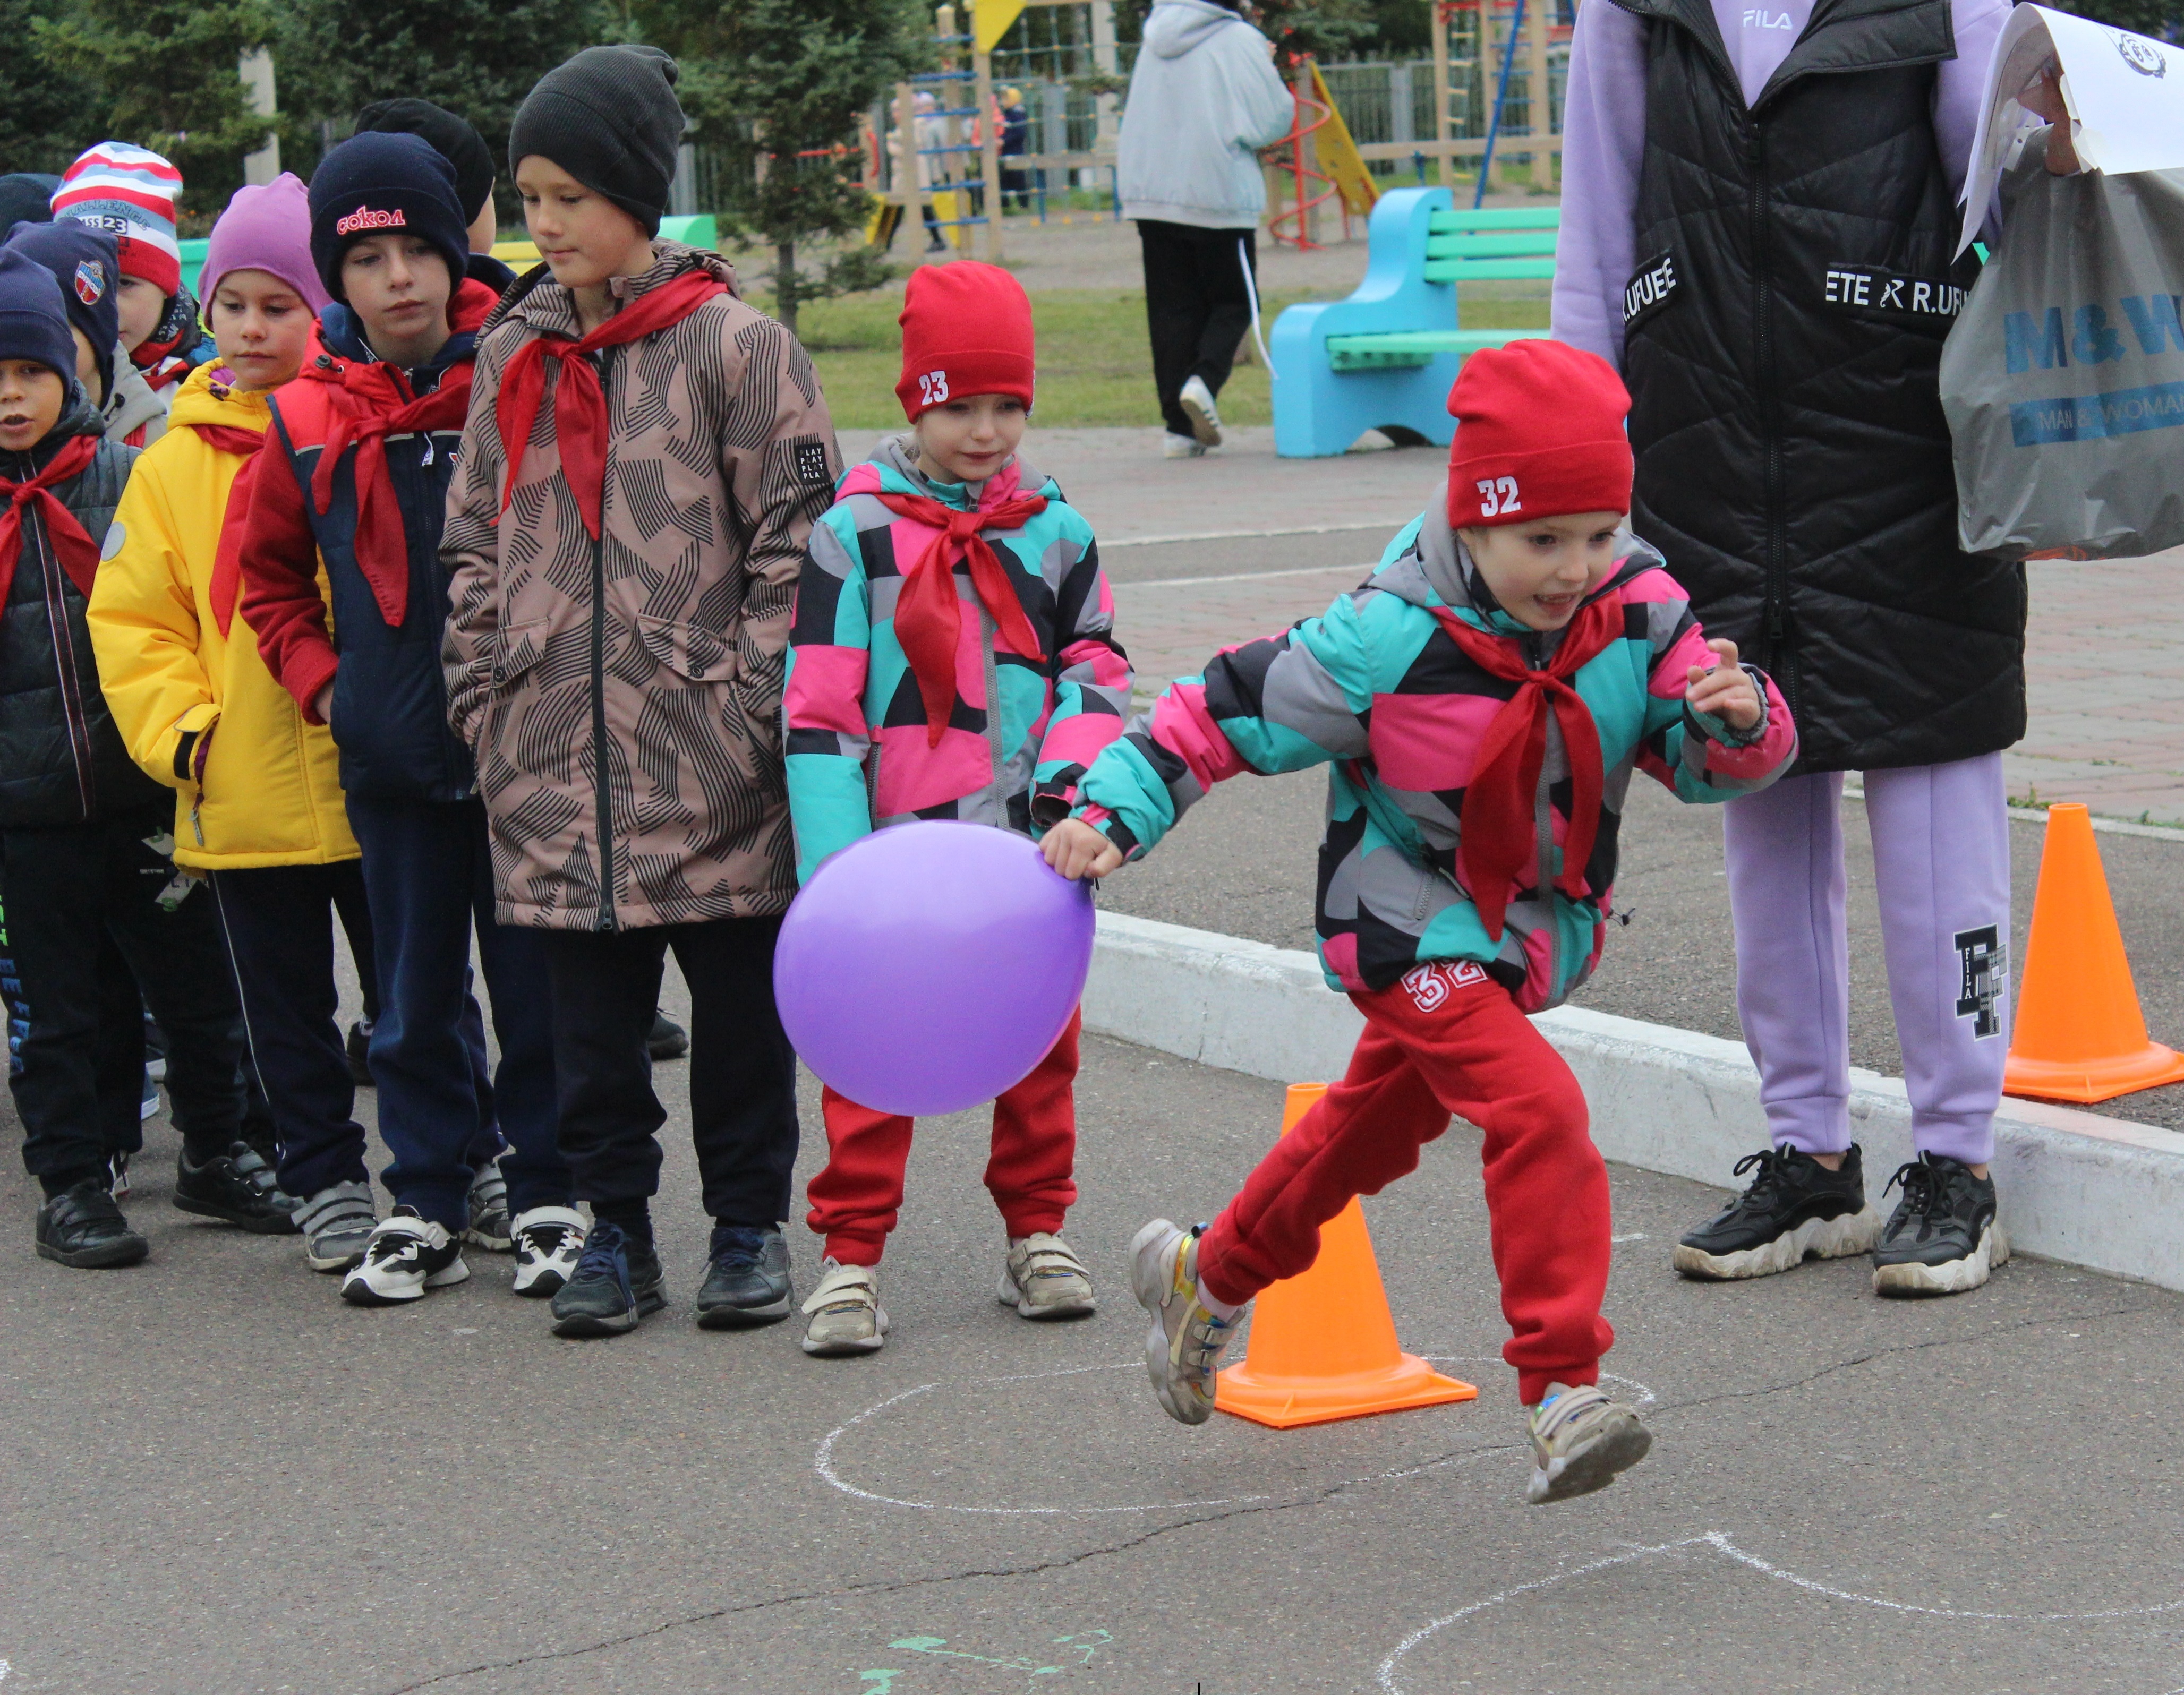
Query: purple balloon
[[775, 820, 1097, 1117]]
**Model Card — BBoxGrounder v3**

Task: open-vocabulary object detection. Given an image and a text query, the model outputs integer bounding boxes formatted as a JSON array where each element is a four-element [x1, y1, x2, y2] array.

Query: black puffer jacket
[[1615, 0, 2025, 774], [0, 392, 161, 828]]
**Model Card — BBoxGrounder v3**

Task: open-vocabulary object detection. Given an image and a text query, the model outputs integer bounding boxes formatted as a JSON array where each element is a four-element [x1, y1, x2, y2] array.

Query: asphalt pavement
[[3, 1022, 2182, 1695]]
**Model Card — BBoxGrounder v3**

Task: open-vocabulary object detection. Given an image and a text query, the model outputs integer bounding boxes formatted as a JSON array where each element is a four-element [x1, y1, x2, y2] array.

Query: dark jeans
[[4, 805, 245, 1195], [541, 916, 798, 1229], [1138, 219, 1257, 438], [345, 795, 565, 1231], [212, 861, 372, 1202]]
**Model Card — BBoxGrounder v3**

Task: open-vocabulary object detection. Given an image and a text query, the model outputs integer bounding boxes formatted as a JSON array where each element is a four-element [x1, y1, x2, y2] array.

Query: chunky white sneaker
[[1128, 1219, 1241, 1426], [297, 1181, 377, 1272], [509, 1205, 586, 1298], [800, 1259, 888, 1356], [1179, 374, 1224, 446], [340, 1206, 470, 1306], [466, 1157, 512, 1251], [1000, 1231, 1096, 1319], [1525, 1382, 1652, 1505], [1161, 432, 1207, 459]]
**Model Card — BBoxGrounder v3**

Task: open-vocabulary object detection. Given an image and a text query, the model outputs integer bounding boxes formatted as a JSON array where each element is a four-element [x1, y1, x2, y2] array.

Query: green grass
[[754, 286, 1550, 430]]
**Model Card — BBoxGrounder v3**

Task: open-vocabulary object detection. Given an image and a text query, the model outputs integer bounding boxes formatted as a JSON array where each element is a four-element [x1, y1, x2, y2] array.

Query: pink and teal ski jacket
[[1072, 498, 1799, 1009], [785, 439, 1132, 881]]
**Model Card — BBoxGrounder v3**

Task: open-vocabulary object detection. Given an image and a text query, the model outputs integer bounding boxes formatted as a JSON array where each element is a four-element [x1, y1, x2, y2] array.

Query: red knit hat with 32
[[896, 261, 1036, 421], [1446, 338, 1632, 528]]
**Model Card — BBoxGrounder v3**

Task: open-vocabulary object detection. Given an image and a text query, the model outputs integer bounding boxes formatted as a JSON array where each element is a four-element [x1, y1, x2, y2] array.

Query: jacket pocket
[[492, 618, 553, 690], [635, 614, 738, 684]]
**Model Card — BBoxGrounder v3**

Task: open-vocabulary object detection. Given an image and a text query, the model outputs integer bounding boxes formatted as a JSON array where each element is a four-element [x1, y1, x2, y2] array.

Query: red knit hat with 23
[[1446, 338, 1632, 529], [896, 261, 1036, 421]]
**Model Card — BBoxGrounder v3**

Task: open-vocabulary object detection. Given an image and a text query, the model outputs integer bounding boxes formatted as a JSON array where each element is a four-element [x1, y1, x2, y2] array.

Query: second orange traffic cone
[[1215, 1082, 1478, 1430], [2004, 802, 2184, 1103]]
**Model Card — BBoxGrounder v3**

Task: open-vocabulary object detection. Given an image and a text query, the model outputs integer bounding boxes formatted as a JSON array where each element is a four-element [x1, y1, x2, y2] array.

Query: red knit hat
[[896, 261, 1035, 420], [1446, 339, 1632, 528]]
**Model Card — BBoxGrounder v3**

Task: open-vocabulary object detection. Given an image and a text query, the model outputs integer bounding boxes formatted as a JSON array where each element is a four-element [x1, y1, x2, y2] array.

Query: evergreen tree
[[637, 0, 930, 336], [36, 0, 275, 220], [271, 0, 617, 215], [0, 0, 106, 177]]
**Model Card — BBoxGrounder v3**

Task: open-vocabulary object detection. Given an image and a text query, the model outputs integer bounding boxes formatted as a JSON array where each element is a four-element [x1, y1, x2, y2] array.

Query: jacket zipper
[[19, 455, 99, 819], [588, 347, 617, 930], [1747, 115, 1798, 723], [1528, 629, 1558, 996]]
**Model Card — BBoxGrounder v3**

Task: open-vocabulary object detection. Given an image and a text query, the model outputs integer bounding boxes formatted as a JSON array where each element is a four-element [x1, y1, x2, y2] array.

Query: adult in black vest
[[1555, 0, 2036, 1296]]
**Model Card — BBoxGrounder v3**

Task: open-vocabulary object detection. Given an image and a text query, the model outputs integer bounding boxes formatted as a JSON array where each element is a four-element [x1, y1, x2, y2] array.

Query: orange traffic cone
[[1215, 1082, 1478, 1430], [2004, 803, 2184, 1103]]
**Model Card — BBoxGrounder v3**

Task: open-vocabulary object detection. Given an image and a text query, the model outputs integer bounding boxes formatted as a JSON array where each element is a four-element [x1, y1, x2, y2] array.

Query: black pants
[[4, 806, 245, 1195], [213, 861, 372, 1203], [1138, 219, 1257, 438], [541, 916, 798, 1229]]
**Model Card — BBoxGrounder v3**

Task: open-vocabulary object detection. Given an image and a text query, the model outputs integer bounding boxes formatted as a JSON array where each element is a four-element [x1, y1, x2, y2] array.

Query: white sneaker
[[1000, 1231, 1096, 1319], [1524, 1382, 1652, 1505], [1161, 432, 1207, 459], [340, 1206, 470, 1306], [800, 1258, 889, 1356], [1179, 374, 1224, 446], [509, 1205, 586, 1298], [1128, 1218, 1241, 1426]]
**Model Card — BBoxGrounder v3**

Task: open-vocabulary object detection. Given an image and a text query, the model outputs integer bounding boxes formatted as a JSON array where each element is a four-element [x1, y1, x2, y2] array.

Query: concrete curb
[[1084, 911, 2184, 1294]]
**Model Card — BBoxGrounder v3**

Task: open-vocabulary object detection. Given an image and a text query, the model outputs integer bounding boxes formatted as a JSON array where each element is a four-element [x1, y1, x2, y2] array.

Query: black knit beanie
[[354, 98, 496, 224], [508, 46, 685, 237], [309, 131, 471, 302]]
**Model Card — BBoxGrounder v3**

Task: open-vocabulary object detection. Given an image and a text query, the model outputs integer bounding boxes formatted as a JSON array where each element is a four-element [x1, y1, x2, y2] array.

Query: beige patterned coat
[[441, 244, 840, 930]]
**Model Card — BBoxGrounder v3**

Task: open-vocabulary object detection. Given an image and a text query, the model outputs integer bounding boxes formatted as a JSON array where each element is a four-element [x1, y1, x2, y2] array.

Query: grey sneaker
[[1128, 1219, 1241, 1426], [695, 1225, 793, 1328], [1525, 1383, 1652, 1505], [1179, 373, 1224, 446], [800, 1259, 888, 1356], [466, 1157, 511, 1251], [1000, 1231, 1096, 1320], [296, 1181, 377, 1272]]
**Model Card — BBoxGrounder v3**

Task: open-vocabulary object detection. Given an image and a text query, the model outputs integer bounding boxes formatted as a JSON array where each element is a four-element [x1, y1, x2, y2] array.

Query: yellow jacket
[[88, 364, 358, 870]]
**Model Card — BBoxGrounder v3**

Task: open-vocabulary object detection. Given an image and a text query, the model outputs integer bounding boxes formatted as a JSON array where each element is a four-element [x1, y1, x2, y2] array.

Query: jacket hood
[[865, 433, 1051, 510], [1144, 0, 1246, 57], [166, 359, 273, 433], [481, 241, 741, 344]]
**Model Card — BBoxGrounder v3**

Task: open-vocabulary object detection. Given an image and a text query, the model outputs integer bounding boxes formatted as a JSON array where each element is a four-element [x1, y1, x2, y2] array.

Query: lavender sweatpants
[[1722, 755, 2010, 1166]]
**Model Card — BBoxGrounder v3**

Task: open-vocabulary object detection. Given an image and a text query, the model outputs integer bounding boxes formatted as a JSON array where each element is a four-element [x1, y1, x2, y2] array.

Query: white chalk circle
[[812, 1355, 1653, 1518]]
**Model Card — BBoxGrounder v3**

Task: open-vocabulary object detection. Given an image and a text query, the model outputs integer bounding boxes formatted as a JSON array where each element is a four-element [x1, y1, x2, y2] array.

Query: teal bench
[[1271, 190, 1557, 457]]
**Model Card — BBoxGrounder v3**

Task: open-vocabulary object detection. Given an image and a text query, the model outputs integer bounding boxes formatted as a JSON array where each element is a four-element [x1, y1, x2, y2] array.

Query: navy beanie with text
[[308, 131, 471, 302]]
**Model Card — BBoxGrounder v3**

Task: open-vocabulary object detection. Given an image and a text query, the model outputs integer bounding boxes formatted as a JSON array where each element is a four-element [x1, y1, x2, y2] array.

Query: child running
[[784, 262, 1132, 1356], [238, 133, 575, 1306], [88, 175, 391, 1274], [1043, 341, 1798, 1503]]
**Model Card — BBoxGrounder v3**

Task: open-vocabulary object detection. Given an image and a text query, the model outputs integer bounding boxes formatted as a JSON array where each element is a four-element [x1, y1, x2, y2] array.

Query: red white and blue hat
[[50, 142, 183, 297]]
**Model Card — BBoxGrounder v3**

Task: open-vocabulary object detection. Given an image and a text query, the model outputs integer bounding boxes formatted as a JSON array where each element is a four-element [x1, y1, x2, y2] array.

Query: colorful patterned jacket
[[784, 439, 1132, 882], [1072, 499, 1799, 1010]]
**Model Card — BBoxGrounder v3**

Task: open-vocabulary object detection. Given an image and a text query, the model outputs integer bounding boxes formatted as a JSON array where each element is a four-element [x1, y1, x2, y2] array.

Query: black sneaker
[[647, 1011, 688, 1061], [1872, 1154, 2009, 1297], [37, 1178, 149, 1269], [346, 1018, 374, 1088], [173, 1142, 298, 1234], [695, 1225, 792, 1328], [1673, 1144, 1880, 1280], [550, 1221, 667, 1338]]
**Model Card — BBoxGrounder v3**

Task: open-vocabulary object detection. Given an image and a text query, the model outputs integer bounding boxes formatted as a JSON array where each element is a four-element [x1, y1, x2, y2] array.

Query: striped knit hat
[[50, 142, 183, 296]]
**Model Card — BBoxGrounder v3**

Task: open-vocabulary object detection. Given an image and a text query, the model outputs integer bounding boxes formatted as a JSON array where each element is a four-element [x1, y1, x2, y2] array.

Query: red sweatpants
[[1198, 965, 1613, 1405], [805, 1008, 1082, 1265]]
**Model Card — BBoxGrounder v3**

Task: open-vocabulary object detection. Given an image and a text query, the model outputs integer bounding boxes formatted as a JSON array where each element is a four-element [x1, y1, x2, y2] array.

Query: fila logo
[[73, 259, 106, 305], [1400, 959, 1488, 1012], [1953, 924, 2007, 1039], [1475, 475, 1522, 518], [335, 206, 408, 237], [916, 369, 950, 407]]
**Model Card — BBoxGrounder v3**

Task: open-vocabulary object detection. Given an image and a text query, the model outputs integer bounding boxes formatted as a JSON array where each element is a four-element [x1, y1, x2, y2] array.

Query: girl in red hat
[[784, 262, 1134, 1357], [1044, 339, 1798, 1504]]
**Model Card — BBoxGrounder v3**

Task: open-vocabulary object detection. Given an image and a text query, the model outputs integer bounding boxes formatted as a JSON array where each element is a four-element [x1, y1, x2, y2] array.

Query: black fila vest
[[1613, 0, 2024, 774]]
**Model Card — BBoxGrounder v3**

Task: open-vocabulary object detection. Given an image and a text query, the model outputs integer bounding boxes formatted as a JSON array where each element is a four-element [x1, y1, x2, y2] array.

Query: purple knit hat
[[202, 174, 330, 312]]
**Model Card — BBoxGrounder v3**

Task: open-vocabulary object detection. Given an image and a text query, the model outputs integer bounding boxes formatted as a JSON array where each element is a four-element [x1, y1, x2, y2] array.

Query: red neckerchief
[[186, 418, 269, 639], [494, 270, 727, 540], [874, 484, 1048, 746], [1430, 594, 1624, 942], [0, 434, 103, 608]]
